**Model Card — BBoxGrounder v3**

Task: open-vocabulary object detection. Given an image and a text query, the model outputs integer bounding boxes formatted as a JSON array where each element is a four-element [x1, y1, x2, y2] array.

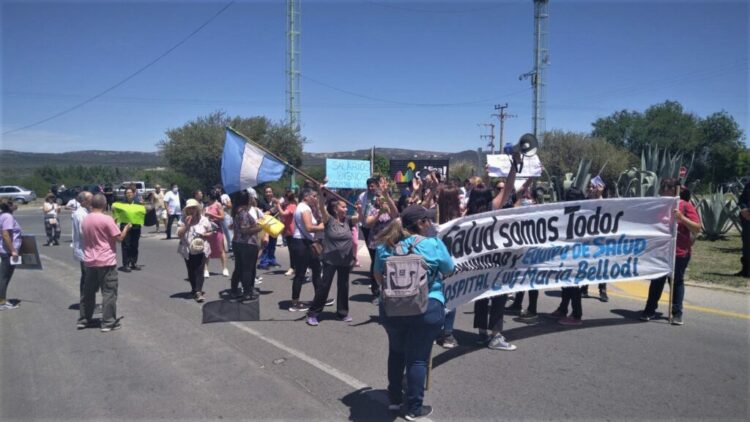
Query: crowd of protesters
[[0, 152, 718, 421]]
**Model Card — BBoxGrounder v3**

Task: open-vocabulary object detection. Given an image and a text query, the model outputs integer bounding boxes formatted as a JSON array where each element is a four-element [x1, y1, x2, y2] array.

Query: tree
[[372, 153, 390, 178], [159, 111, 306, 189], [591, 101, 745, 187], [539, 130, 636, 190]]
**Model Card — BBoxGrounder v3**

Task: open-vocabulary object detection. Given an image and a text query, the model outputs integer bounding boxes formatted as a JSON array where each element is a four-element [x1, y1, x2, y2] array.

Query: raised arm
[[492, 152, 520, 210]]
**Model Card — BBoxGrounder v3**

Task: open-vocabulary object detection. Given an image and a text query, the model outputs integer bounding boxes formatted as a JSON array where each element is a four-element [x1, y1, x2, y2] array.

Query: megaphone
[[507, 133, 538, 173]]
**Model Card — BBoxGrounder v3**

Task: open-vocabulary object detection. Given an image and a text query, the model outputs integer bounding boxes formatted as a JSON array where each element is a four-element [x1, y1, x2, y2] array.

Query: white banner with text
[[438, 197, 678, 309]]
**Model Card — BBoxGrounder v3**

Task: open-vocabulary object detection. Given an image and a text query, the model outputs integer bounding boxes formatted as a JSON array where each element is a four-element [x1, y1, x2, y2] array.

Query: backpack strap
[[394, 235, 425, 256]]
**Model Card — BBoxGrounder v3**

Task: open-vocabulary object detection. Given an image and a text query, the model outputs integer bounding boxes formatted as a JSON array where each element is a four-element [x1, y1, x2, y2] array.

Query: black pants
[[184, 253, 205, 294], [510, 290, 538, 313], [741, 220, 750, 276], [166, 214, 180, 239], [79, 261, 86, 297], [558, 287, 582, 318], [367, 247, 379, 296], [473, 294, 508, 332], [309, 262, 351, 316], [284, 236, 297, 270], [289, 238, 321, 301], [120, 224, 141, 267], [581, 283, 607, 295], [231, 242, 259, 294]]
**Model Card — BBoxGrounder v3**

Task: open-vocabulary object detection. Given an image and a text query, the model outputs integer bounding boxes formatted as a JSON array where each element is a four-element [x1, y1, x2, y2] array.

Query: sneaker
[[130, 264, 141, 271], [548, 309, 566, 319], [284, 268, 295, 276], [222, 268, 229, 277], [518, 310, 538, 321], [599, 290, 609, 302], [195, 292, 206, 303], [437, 334, 458, 349], [204, 269, 210, 278], [100, 323, 121, 332], [306, 315, 319, 326], [487, 334, 517, 351], [53, 240, 60, 246], [119, 266, 131, 273], [559, 316, 583, 326], [405, 405, 433, 421], [475, 333, 490, 346], [325, 298, 335, 306], [336, 314, 353, 323], [671, 315, 684, 326], [240, 293, 258, 302], [639, 312, 655, 321], [0, 302, 19, 311], [76, 322, 87, 329], [289, 302, 309, 312], [255, 277, 263, 285]]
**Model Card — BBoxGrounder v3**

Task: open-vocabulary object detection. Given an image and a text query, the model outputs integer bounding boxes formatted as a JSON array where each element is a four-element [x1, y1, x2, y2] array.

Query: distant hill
[[0, 150, 166, 171], [0, 148, 486, 171]]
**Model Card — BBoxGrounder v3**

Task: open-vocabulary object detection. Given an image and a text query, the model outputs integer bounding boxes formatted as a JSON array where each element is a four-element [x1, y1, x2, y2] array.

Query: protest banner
[[112, 202, 146, 225], [437, 197, 678, 309], [390, 159, 449, 184], [325, 159, 370, 189], [486, 154, 543, 178]]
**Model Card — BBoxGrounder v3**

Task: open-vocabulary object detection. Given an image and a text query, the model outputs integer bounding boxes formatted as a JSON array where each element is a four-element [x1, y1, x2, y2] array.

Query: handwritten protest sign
[[437, 197, 677, 309], [486, 154, 543, 178], [326, 159, 370, 189], [112, 202, 146, 225]]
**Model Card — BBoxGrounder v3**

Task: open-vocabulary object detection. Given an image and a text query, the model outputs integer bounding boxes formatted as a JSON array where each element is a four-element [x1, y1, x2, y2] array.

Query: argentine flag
[[221, 129, 286, 194]]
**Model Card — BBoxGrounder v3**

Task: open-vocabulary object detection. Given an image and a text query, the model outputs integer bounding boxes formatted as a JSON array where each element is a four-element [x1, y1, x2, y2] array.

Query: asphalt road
[[1, 208, 748, 421]]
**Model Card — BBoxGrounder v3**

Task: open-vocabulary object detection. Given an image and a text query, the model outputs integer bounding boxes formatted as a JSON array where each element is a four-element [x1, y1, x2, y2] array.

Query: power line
[[2, 1, 235, 136], [360, 0, 522, 14], [301, 74, 530, 107]]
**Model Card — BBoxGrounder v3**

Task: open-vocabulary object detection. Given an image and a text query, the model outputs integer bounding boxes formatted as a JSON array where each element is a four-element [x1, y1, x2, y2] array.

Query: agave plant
[[616, 168, 659, 197], [543, 158, 591, 203], [697, 189, 735, 240], [616, 144, 694, 197], [723, 192, 744, 235]]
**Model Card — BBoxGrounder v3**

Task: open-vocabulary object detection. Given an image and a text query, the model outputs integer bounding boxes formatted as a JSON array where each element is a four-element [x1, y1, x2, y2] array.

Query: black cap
[[400, 205, 436, 229]]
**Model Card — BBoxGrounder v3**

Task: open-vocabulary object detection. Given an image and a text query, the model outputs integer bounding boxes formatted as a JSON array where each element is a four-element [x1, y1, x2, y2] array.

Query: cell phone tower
[[519, 0, 549, 143], [286, 0, 301, 133]]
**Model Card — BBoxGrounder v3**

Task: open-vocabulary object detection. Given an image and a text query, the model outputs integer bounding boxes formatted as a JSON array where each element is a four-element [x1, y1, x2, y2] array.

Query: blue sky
[[1, 0, 747, 154]]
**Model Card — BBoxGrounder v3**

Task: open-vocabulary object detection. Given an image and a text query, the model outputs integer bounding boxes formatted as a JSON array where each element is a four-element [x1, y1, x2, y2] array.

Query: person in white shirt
[[71, 191, 93, 296], [218, 186, 233, 252], [42, 193, 62, 246], [163, 184, 182, 239]]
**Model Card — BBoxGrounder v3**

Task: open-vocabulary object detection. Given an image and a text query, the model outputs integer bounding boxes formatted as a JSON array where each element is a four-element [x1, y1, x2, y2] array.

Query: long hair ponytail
[[374, 218, 412, 249]]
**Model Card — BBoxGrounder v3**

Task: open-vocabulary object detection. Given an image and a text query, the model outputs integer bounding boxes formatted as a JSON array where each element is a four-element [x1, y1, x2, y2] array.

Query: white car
[[0, 185, 37, 204]]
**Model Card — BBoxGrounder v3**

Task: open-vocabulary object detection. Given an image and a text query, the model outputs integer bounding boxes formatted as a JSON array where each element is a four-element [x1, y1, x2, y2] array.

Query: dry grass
[[688, 231, 748, 289]]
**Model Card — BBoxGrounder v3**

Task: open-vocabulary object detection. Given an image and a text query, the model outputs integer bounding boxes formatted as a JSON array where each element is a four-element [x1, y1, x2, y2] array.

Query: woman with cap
[[0, 198, 22, 310], [176, 199, 213, 303], [230, 190, 263, 301], [373, 204, 454, 420], [580, 176, 609, 302]]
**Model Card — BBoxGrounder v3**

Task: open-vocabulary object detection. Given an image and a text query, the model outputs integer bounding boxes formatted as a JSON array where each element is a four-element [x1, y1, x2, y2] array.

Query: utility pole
[[519, 0, 549, 142], [493, 103, 517, 150], [479, 123, 496, 154], [286, 0, 301, 190]]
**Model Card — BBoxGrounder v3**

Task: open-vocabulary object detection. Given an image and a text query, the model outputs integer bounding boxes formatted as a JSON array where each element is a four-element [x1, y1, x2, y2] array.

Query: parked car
[[114, 181, 154, 202], [56, 184, 105, 205], [0, 185, 37, 204]]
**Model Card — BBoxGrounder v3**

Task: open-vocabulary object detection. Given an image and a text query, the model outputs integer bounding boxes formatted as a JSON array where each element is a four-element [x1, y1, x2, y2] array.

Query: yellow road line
[[607, 281, 750, 320]]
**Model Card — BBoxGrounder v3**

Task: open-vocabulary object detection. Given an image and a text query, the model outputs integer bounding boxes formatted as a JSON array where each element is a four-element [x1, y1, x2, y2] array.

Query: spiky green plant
[[616, 144, 694, 197], [697, 189, 735, 240]]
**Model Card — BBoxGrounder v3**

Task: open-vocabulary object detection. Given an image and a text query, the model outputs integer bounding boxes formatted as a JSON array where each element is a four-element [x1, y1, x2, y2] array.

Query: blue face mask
[[521, 198, 534, 207], [425, 222, 439, 238]]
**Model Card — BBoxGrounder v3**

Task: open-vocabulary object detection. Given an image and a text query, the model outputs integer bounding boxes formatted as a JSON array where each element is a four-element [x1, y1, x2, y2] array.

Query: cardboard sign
[[326, 159, 370, 189], [16, 235, 43, 270]]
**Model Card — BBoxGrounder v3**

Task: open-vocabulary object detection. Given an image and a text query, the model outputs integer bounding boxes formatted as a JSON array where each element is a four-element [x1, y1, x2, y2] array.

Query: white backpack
[[382, 236, 430, 317]]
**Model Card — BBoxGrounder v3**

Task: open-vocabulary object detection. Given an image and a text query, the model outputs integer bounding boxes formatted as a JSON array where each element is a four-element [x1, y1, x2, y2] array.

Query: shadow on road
[[349, 293, 373, 303], [340, 387, 397, 422], [432, 313, 644, 370], [202, 299, 259, 323]]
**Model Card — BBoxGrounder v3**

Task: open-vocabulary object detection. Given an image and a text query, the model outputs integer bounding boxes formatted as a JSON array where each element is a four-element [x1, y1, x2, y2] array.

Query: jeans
[[645, 255, 690, 317], [0, 255, 16, 301], [442, 309, 456, 337], [44, 218, 61, 244], [259, 236, 278, 268], [79, 265, 118, 327], [380, 298, 444, 414], [308, 262, 351, 316], [184, 253, 206, 294], [231, 242, 259, 294], [473, 294, 508, 332], [166, 214, 180, 239], [510, 290, 538, 313], [120, 224, 141, 267], [289, 238, 320, 301], [284, 236, 296, 269], [222, 213, 233, 251], [558, 287, 582, 318]]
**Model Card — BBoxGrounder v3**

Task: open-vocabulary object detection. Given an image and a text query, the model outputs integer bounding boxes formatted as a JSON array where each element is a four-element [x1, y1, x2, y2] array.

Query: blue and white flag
[[221, 129, 286, 194]]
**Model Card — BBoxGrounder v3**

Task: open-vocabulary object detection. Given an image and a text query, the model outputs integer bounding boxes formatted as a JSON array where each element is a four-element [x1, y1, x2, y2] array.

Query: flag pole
[[227, 126, 355, 207]]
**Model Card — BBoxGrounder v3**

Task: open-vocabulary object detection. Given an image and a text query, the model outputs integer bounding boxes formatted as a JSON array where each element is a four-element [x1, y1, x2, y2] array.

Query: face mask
[[172, 188, 179, 193], [521, 198, 533, 207]]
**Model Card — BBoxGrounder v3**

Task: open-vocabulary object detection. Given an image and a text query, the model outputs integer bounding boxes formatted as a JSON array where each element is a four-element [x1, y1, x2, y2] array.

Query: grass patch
[[688, 230, 747, 289]]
